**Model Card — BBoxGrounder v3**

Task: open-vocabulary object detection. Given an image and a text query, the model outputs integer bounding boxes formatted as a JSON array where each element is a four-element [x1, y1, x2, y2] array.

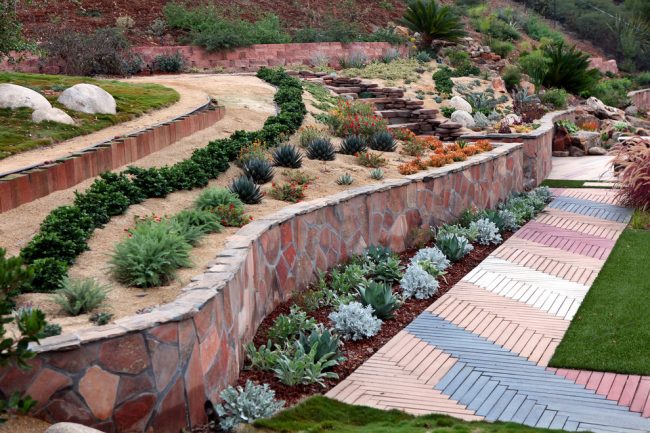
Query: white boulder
[[0, 83, 51, 111], [503, 113, 522, 126], [449, 96, 472, 113], [450, 110, 475, 128], [46, 423, 103, 433], [58, 84, 116, 115], [585, 97, 625, 121], [32, 107, 75, 125]]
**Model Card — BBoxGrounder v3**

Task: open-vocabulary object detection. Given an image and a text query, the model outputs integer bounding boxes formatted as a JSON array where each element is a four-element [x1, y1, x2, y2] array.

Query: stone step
[[375, 110, 413, 118]]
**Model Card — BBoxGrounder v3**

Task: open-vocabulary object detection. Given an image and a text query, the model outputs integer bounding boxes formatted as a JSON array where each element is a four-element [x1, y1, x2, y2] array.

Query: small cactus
[[369, 168, 384, 180]]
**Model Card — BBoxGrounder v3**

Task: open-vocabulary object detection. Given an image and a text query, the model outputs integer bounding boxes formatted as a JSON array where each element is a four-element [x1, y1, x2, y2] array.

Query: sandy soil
[[0, 415, 49, 433], [0, 77, 208, 174]]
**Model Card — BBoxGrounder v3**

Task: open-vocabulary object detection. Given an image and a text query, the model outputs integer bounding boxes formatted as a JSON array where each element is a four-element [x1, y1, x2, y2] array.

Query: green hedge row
[[19, 67, 306, 293]]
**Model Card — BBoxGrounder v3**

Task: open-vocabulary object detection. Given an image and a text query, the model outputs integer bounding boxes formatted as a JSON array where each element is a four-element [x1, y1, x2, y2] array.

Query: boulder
[[46, 423, 103, 433], [450, 110, 475, 128], [553, 126, 572, 152], [585, 97, 625, 121], [625, 105, 639, 117], [32, 107, 75, 125], [588, 146, 608, 155], [503, 113, 522, 126], [0, 83, 51, 111], [449, 96, 472, 113], [58, 84, 116, 115], [492, 77, 507, 93], [520, 80, 536, 94], [569, 147, 585, 157], [627, 116, 650, 130], [571, 131, 601, 152]]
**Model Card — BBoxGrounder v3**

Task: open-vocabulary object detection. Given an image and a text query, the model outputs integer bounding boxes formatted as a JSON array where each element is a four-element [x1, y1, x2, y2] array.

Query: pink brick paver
[[327, 189, 649, 432]]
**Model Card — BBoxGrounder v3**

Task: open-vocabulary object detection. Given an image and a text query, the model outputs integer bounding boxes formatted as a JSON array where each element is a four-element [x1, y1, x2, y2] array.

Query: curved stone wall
[[461, 109, 576, 189], [0, 143, 524, 433], [629, 88, 650, 110], [0, 102, 226, 213]]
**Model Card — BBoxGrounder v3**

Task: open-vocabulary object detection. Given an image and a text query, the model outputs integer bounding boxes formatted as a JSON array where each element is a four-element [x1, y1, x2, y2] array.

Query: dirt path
[[0, 74, 277, 257]]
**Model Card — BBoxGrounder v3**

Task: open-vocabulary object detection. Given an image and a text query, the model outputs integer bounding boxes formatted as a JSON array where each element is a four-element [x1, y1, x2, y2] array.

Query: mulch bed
[[236, 232, 513, 406]]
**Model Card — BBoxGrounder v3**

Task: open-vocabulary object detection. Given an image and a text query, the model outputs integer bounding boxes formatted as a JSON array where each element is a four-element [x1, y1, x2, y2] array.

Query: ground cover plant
[[0, 72, 179, 158], [249, 396, 574, 433], [550, 228, 650, 375], [13, 67, 305, 295]]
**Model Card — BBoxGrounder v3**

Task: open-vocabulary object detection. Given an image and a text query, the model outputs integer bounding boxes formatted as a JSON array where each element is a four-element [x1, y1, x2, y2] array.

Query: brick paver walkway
[[327, 188, 650, 432]]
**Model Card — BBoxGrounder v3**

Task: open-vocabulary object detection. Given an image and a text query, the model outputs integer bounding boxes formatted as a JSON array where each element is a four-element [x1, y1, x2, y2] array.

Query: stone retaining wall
[[629, 88, 650, 110], [0, 144, 524, 433], [1, 43, 408, 74], [0, 103, 225, 213], [461, 109, 575, 189]]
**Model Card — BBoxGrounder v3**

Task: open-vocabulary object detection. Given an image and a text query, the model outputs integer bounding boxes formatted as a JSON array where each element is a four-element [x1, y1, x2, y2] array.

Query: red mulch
[[236, 232, 512, 406]]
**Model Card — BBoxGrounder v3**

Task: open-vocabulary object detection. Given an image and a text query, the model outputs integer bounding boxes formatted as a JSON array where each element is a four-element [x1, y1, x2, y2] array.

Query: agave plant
[[369, 168, 385, 180], [369, 131, 398, 152], [272, 144, 303, 168], [241, 157, 274, 184], [401, 0, 466, 49], [336, 173, 354, 186], [541, 41, 600, 94], [306, 138, 336, 161], [339, 135, 367, 155], [357, 281, 399, 320], [229, 176, 263, 205]]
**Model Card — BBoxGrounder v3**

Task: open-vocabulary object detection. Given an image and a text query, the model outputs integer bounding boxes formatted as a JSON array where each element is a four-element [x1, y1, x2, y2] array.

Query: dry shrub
[[612, 137, 650, 210]]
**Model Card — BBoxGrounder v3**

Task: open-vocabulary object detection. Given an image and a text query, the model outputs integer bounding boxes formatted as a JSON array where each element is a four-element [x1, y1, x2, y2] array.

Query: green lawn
[[0, 72, 179, 159], [248, 396, 575, 433], [549, 228, 650, 375], [540, 179, 612, 188]]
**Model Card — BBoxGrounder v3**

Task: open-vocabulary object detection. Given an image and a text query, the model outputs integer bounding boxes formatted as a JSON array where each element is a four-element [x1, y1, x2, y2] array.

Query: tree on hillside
[[401, 0, 466, 50]]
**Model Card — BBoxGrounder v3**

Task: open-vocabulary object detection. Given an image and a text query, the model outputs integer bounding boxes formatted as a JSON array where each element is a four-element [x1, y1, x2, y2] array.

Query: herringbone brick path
[[327, 189, 650, 432]]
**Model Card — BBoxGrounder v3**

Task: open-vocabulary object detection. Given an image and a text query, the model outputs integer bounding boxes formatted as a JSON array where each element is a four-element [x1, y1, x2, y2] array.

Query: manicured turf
[[249, 396, 574, 433], [0, 72, 179, 159], [540, 179, 612, 188], [550, 228, 650, 375]]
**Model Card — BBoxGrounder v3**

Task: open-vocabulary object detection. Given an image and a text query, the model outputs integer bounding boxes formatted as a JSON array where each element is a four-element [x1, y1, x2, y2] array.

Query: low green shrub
[[53, 277, 108, 316], [267, 306, 318, 344], [501, 65, 521, 89], [541, 88, 568, 109], [489, 39, 515, 58], [590, 78, 632, 108], [152, 51, 186, 73], [109, 219, 192, 288], [524, 16, 564, 43], [433, 67, 454, 95], [25, 258, 68, 293]]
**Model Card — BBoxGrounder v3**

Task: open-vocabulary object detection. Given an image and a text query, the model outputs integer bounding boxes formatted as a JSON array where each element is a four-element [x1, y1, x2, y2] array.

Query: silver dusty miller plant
[[469, 218, 503, 245], [328, 301, 382, 341], [400, 262, 440, 299], [410, 246, 450, 271], [215, 380, 284, 431]]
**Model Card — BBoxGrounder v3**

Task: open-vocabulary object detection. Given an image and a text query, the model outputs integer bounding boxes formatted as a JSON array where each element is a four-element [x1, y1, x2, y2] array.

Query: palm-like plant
[[401, 0, 466, 49], [542, 41, 600, 94]]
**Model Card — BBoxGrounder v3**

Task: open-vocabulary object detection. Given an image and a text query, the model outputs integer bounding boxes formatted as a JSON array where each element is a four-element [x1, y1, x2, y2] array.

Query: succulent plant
[[357, 281, 398, 319], [272, 144, 303, 168], [369, 131, 397, 152], [241, 157, 274, 184], [306, 138, 336, 161], [369, 168, 385, 180], [339, 135, 367, 155], [229, 176, 263, 204], [336, 173, 354, 185]]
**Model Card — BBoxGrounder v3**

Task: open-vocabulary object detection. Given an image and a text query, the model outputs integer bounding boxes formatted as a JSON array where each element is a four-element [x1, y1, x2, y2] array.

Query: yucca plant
[[401, 0, 466, 49], [369, 131, 398, 152], [541, 41, 600, 94], [336, 173, 354, 185], [242, 157, 275, 184], [306, 138, 336, 161], [369, 168, 385, 180], [229, 176, 264, 204], [272, 144, 303, 168], [357, 281, 399, 320], [339, 135, 367, 155]]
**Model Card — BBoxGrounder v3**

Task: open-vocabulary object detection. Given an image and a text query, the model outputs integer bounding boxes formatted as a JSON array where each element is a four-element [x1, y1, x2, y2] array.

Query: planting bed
[[236, 234, 512, 406]]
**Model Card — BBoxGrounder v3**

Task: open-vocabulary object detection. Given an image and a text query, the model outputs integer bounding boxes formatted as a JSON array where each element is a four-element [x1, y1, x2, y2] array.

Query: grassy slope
[[249, 396, 574, 433], [0, 72, 179, 159], [550, 229, 650, 375]]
